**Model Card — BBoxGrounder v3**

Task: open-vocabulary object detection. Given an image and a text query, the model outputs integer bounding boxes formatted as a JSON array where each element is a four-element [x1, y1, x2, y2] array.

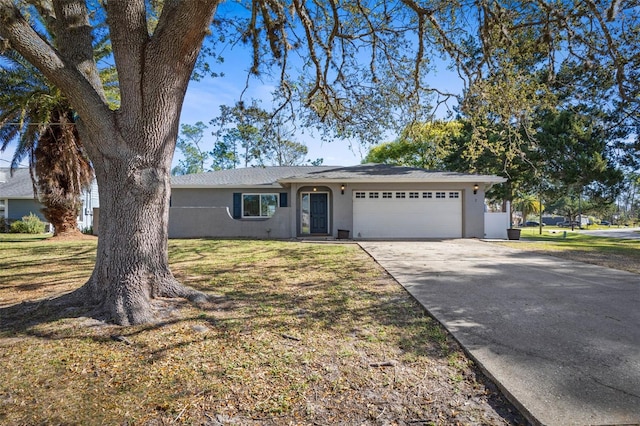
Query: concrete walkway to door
[[359, 240, 640, 426]]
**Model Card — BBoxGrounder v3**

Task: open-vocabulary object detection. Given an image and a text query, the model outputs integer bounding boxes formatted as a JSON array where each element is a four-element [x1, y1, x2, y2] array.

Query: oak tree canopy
[[0, 0, 637, 324]]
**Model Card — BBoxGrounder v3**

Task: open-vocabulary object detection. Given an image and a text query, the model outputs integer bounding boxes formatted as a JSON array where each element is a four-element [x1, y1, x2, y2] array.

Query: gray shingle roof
[[170, 166, 337, 187], [0, 168, 36, 199], [280, 164, 506, 183], [170, 164, 506, 188]]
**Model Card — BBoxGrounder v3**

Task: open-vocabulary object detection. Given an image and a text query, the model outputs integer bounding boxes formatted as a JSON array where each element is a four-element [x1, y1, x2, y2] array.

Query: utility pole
[[578, 190, 582, 229], [538, 176, 544, 236]]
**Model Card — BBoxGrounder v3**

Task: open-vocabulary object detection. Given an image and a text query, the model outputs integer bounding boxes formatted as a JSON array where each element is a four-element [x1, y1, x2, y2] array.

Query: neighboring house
[[169, 164, 506, 239], [0, 168, 98, 232]]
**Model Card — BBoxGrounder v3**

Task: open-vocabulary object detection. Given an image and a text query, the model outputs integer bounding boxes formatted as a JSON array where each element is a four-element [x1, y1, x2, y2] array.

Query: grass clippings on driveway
[[0, 237, 526, 425]]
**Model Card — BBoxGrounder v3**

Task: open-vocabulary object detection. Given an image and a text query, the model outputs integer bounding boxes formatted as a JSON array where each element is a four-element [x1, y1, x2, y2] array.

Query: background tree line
[[172, 100, 323, 176], [363, 103, 637, 224]]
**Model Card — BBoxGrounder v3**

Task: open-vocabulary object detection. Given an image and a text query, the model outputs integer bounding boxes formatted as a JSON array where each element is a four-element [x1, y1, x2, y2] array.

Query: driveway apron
[[359, 240, 640, 426]]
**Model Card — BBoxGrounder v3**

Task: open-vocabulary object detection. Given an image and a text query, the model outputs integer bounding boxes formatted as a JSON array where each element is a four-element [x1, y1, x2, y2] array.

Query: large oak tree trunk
[[70, 76, 212, 324], [76, 148, 206, 325], [77, 2, 220, 325], [0, 1, 219, 324]]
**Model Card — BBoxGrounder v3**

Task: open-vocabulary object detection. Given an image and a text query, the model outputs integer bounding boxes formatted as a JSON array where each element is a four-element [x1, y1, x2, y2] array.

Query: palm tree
[[514, 193, 543, 225], [0, 50, 94, 236]]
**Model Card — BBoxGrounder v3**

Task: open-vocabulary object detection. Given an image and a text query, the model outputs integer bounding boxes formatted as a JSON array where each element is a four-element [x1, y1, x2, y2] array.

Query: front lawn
[[0, 237, 524, 425], [500, 230, 640, 274]]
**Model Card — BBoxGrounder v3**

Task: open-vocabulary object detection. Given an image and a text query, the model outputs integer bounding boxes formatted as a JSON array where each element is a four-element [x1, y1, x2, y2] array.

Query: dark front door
[[310, 193, 328, 234]]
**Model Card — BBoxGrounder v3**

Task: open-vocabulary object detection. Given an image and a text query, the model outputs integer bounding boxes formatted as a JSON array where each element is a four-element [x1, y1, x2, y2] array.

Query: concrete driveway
[[359, 240, 640, 426]]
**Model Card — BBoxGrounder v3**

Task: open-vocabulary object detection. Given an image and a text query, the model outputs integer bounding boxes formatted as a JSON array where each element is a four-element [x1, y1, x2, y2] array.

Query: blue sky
[[1, 16, 462, 170], [179, 73, 368, 167], [0, 62, 461, 170], [178, 49, 462, 168]]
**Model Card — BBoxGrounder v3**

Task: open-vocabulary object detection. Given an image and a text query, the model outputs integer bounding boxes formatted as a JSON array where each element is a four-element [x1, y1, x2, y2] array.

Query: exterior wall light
[[341, 184, 345, 195], [473, 184, 479, 194]]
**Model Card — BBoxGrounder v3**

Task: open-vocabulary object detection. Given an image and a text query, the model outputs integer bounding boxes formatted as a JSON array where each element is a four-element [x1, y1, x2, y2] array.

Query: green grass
[[0, 234, 97, 307], [499, 230, 640, 274], [0, 232, 52, 242], [0, 237, 520, 425]]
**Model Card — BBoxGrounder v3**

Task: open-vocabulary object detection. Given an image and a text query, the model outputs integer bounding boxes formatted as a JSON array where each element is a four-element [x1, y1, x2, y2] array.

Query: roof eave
[[278, 177, 507, 184], [0, 196, 38, 200], [171, 183, 284, 189]]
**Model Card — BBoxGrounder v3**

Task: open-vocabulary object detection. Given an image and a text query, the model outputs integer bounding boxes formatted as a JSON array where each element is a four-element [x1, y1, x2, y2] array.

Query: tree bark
[[76, 151, 206, 325], [0, 0, 220, 325], [46, 208, 82, 236]]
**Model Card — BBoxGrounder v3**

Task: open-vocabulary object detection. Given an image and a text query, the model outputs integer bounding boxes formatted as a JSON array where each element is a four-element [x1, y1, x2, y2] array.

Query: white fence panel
[[484, 212, 509, 239]]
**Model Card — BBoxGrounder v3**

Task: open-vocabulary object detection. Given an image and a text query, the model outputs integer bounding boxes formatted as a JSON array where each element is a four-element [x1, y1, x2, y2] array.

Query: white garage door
[[353, 190, 462, 238]]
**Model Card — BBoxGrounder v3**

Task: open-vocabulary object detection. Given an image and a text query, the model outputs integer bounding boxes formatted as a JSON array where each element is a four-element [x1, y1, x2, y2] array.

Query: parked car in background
[[558, 220, 580, 227], [524, 221, 544, 227], [600, 220, 611, 226]]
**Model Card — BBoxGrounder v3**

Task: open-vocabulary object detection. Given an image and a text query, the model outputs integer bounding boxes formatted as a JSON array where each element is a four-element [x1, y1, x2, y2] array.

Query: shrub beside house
[[0, 168, 98, 233]]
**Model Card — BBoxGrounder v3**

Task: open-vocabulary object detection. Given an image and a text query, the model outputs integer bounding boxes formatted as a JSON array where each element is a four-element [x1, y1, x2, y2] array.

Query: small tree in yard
[[514, 193, 543, 226], [34, 108, 94, 236], [0, 1, 636, 325], [0, 50, 94, 237]]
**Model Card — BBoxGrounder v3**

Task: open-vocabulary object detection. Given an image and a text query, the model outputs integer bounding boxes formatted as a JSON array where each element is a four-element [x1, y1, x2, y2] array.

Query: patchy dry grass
[[0, 234, 97, 307], [499, 231, 640, 274], [0, 237, 525, 425]]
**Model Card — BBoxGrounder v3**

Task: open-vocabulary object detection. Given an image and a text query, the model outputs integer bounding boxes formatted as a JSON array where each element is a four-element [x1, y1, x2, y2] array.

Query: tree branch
[[104, 0, 149, 117], [0, 1, 111, 132], [148, 0, 219, 72], [143, 0, 220, 114], [584, 0, 628, 102], [52, 0, 101, 91], [292, 0, 325, 107]]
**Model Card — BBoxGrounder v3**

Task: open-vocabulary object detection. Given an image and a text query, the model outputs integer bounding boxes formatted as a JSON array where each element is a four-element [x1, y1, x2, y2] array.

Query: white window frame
[[242, 193, 279, 218]]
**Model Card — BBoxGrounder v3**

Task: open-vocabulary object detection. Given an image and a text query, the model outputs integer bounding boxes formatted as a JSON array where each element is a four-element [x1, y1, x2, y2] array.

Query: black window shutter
[[279, 192, 288, 207], [233, 193, 242, 218]]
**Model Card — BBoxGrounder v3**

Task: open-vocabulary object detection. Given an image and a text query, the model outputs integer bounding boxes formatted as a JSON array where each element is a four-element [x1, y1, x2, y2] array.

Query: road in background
[[578, 227, 640, 240]]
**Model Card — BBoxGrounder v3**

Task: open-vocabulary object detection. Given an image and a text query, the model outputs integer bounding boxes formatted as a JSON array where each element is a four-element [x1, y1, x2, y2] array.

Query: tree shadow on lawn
[[0, 290, 93, 334], [0, 245, 97, 306], [0, 288, 527, 425], [0, 240, 529, 425], [0, 238, 516, 369]]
